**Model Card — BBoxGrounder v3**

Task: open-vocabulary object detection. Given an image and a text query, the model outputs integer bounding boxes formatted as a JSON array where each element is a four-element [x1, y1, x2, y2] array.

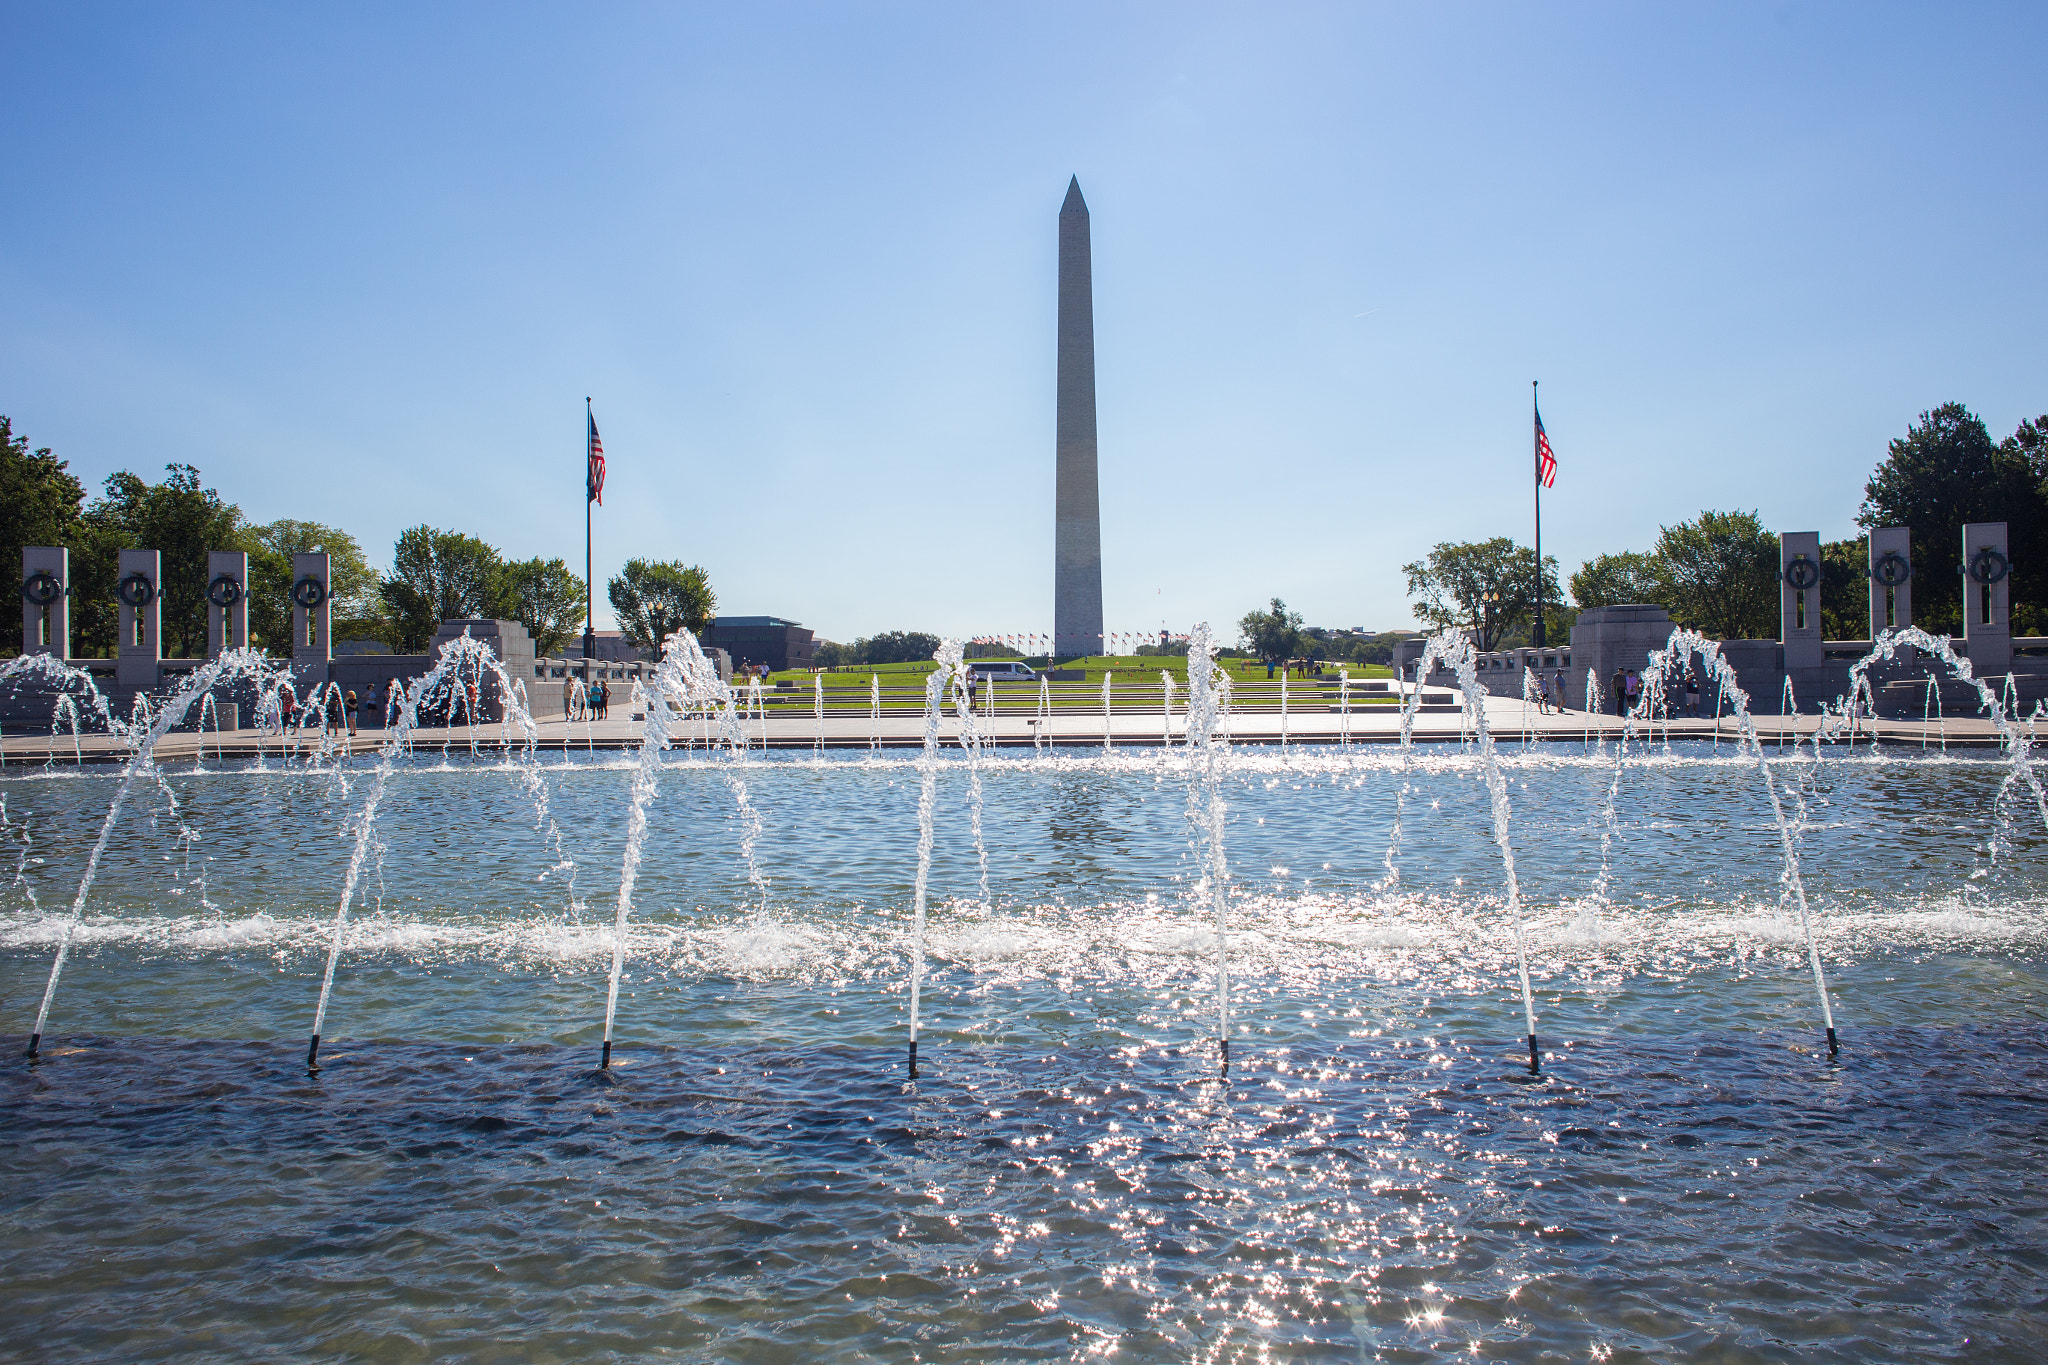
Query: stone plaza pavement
[[0, 692, 2018, 764]]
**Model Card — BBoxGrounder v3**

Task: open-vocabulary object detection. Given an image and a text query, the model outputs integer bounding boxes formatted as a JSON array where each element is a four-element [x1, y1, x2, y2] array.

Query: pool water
[[2, 742, 2044, 1361]]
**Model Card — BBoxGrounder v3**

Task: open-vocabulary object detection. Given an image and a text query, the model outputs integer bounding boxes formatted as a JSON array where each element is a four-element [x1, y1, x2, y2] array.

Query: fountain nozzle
[[1825, 1027, 1839, 1057], [25, 1032, 40, 1061], [1527, 1034, 1540, 1074], [907, 1040, 918, 1078], [1219, 1036, 1229, 1076], [305, 1034, 321, 1071], [600, 1038, 612, 1070]]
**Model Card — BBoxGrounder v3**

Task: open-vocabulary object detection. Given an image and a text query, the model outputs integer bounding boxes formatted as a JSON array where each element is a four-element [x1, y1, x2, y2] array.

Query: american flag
[[1535, 407, 1557, 489], [587, 412, 606, 505]]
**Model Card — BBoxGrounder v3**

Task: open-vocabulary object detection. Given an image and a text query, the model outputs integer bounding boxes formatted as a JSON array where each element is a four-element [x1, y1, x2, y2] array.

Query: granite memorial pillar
[[116, 548, 162, 688], [292, 550, 332, 692], [1962, 521, 2012, 675], [20, 546, 70, 659], [1867, 527, 1912, 639], [1779, 532, 1823, 679], [207, 549, 249, 658]]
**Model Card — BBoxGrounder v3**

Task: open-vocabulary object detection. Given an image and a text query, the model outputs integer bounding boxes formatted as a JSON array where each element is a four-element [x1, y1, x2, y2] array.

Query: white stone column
[[21, 546, 70, 658], [1778, 532, 1823, 676], [292, 551, 332, 692], [117, 549, 163, 688], [206, 550, 249, 658], [1867, 527, 1912, 638], [1962, 521, 2012, 675]]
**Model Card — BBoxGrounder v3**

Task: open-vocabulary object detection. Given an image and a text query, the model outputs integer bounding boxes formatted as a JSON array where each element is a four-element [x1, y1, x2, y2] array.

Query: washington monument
[[1053, 176, 1104, 659]]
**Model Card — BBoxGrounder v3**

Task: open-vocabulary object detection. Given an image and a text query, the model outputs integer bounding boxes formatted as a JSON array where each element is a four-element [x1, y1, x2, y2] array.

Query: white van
[[967, 660, 1038, 682]]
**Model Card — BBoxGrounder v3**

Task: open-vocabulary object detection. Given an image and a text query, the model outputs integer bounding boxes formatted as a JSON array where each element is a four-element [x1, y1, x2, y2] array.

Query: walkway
[[0, 692, 2017, 764]]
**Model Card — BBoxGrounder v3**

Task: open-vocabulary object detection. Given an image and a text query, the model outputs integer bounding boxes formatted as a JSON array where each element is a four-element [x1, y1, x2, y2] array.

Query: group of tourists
[[1604, 665, 1709, 720], [263, 674, 614, 737], [561, 673, 612, 722], [267, 679, 383, 737], [1524, 663, 1711, 720]]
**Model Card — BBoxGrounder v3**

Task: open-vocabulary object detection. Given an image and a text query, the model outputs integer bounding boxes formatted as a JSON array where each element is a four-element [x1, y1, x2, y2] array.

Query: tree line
[[1405, 403, 2048, 647], [816, 632, 944, 667], [1, 416, 717, 659], [1233, 599, 1405, 666]]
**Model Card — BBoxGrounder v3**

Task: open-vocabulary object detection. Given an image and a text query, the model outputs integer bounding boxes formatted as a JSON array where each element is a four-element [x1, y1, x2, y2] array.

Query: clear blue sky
[[5, 3, 2044, 644]]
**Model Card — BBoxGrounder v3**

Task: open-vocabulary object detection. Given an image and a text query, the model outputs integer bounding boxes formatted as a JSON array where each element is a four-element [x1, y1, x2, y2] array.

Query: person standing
[[598, 679, 611, 720], [562, 673, 577, 722], [1610, 667, 1626, 719], [1624, 669, 1640, 718], [1685, 672, 1701, 719], [1553, 666, 1569, 714], [343, 689, 359, 737]]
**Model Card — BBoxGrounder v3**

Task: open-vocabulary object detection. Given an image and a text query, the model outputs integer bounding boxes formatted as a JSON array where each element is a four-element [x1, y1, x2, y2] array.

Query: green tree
[[242, 520, 381, 651], [1653, 510, 1778, 640], [1996, 414, 2048, 634], [2004, 413, 2048, 496], [499, 556, 585, 656], [852, 631, 940, 665], [1820, 535, 1869, 641], [0, 416, 87, 656], [62, 515, 128, 658], [607, 559, 715, 653], [1570, 551, 1666, 611], [1858, 403, 2048, 635], [1238, 597, 1304, 665], [1401, 539, 1558, 653], [382, 526, 509, 653], [92, 465, 244, 658]]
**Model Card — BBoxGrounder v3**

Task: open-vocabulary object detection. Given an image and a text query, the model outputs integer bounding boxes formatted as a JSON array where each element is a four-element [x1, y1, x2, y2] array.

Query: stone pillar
[[20, 547, 70, 659], [1568, 604, 1675, 715], [1052, 176, 1104, 659], [1391, 636, 1426, 685], [431, 619, 536, 722], [1867, 527, 1912, 638], [1778, 532, 1823, 676], [1962, 521, 2012, 675], [206, 550, 249, 658], [116, 548, 163, 688], [292, 551, 332, 692]]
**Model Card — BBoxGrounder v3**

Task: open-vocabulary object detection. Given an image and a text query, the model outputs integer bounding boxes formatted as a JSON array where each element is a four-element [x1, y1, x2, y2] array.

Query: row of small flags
[[971, 632, 1188, 655]]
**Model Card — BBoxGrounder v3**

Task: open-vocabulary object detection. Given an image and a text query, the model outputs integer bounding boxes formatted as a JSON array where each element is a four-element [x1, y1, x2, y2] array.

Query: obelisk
[[1053, 176, 1104, 659]]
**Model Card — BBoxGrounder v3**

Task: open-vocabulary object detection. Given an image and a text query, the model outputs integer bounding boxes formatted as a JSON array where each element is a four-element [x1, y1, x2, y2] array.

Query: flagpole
[[584, 398, 596, 664], [1532, 380, 1545, 650]]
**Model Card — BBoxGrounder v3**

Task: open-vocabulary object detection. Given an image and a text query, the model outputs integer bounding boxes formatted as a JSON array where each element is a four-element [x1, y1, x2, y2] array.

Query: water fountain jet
[[15, 647, 283, 1061], [906, 642, 965, 1076], [1181, 624, 1232, 1073], [594, 629, 734, 1070]]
